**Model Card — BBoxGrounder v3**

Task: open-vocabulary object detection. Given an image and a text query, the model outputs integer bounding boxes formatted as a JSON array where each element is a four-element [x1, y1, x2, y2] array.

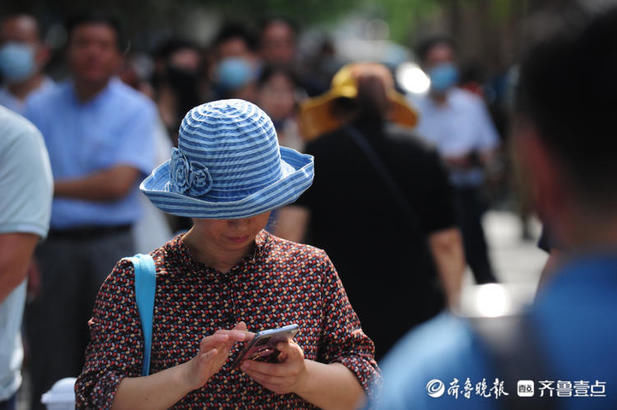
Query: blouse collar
[[169, 229, 271, 275]]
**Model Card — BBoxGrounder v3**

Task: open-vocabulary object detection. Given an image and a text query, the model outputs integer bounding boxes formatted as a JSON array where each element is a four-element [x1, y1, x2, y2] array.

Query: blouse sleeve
[[316, 250, 381, 391], [75, 259, 145, 409]]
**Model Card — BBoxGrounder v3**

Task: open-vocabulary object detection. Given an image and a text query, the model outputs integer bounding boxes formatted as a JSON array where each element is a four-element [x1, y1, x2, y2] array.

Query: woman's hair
[[331, 74, 389, 124]]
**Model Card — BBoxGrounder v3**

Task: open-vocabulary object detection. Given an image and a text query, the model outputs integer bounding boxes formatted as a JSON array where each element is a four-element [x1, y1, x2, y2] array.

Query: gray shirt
[[0, 106, 52, 400]]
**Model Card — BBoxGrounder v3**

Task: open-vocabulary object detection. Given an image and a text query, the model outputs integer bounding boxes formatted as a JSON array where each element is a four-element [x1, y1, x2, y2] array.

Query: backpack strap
[[127, 253, 156, 377]]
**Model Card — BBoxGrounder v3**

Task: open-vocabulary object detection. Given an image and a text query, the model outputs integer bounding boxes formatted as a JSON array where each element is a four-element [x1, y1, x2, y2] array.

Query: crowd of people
[[1, 4, 616, 410]]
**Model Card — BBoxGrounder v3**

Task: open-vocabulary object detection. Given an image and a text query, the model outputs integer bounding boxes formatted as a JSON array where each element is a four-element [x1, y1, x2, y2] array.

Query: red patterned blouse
[[75, 230, 380, 408]]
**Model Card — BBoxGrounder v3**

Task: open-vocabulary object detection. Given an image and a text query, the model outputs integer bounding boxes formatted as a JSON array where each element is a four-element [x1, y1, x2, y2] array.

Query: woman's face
[[193, 212, 271, 252], [257, 72, 295, 121]]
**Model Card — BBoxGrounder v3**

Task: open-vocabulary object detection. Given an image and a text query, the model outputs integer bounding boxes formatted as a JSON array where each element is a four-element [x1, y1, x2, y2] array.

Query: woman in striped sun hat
[[76, 99, 380, 409]]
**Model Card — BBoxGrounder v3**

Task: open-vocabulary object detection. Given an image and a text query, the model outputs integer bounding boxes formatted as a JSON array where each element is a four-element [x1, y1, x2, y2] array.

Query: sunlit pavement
[[462, 210, 547, 291]]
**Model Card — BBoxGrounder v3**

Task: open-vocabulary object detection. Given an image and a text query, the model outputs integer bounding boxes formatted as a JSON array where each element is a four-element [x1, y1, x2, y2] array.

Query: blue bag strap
[[128, 253, 156, 377]]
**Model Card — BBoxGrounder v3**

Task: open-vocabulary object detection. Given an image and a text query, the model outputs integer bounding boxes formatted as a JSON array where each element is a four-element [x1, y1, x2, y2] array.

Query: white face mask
[[0, 42, 36, 83]]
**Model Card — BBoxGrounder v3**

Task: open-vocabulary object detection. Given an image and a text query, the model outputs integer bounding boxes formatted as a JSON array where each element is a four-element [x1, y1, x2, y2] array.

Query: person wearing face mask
[[410, 35, 500, 285], [212, 56, 257, 102], [0, 13, 54, 114], [151, 38, 203, 146]]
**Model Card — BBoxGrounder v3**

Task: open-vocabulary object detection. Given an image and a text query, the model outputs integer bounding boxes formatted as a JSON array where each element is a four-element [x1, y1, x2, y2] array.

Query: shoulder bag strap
[[128, 253, 157, 376], [344, 125, 421, 234]]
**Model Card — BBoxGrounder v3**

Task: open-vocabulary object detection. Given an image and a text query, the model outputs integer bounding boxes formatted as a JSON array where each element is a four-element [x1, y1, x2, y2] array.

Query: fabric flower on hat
[[188, 161, 213, 197], [169, 148, 191, 194]]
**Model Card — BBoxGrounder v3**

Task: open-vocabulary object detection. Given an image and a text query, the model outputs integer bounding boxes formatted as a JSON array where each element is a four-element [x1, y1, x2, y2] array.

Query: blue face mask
[[0, 42, 35, 84], [429, 63, 458, 93]]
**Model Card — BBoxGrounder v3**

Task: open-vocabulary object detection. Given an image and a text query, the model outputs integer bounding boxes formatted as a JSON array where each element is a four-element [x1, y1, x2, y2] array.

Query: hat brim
[[299, 89, 418, 141], [141, 147, 314, 219]]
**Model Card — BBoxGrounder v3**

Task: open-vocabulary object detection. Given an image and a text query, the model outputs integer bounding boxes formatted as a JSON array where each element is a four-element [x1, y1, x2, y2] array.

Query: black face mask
[[166, 65, 199, 93], [165, 64, 202, 122]]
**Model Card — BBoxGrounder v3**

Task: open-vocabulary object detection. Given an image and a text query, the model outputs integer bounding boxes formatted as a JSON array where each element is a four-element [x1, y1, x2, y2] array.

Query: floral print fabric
[[75, 231, 379, 409]]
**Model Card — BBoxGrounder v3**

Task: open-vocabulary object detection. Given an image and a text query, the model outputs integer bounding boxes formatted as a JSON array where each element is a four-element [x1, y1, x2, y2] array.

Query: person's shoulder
[[26, 80, 66, 109], [407, 92, 429, 109], [29, 77, 58, 99], [304, 127, 349, 154], [450, 87, 485, 108], [109, 78, 156, 114], [384, 123, 443, 167], [386, 123, 438, 152], [381, 313, 484, 375], [23, 81, 68, 125], [376, 313, 495, 409], [0, 106, 44, 148], [267, 232, 327, 260], [265, 232, 338, 279]]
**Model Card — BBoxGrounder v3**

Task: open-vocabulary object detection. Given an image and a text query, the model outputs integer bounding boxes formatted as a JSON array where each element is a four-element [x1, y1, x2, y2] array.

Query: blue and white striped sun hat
[[141, 99, 314, 219]]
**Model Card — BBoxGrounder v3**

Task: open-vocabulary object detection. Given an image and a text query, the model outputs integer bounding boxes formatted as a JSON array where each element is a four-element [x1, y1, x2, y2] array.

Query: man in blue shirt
[[411, 36, 500, 284], [375, 7, 617, 410], [23, 12, 155, 409]]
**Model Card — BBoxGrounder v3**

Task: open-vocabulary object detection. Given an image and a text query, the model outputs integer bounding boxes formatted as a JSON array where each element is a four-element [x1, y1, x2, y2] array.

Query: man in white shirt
[[411, 36, 500, 284], [0, 106, 53, 410], [0, 13, 54, 114]]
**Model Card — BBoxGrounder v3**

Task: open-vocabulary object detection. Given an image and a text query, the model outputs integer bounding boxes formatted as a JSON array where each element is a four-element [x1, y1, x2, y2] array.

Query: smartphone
[[232, 324, 299, 368]]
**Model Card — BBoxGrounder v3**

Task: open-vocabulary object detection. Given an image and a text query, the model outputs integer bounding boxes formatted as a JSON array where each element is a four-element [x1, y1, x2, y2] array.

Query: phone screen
[[232, 324, 299, 368]]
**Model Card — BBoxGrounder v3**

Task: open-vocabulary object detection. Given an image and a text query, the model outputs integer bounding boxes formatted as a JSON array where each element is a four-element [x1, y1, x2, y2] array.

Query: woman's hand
[[182, 322, 250, 391], [240, 339, 309, 395]]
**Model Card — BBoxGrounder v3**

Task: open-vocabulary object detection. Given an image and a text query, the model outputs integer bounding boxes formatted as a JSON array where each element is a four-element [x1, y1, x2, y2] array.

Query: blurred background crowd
[[1, 0, 614, 408]]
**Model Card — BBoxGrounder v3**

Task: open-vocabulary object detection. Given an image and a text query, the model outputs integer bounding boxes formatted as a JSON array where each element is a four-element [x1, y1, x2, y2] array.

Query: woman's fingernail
[[241, 362, 249, 371]]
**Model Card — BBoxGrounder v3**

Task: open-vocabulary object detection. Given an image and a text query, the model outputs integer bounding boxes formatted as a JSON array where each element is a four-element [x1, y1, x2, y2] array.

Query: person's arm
[[56, 97, 157, 203], [474, 94, 501, 179], [75, 258, 250, 409], [296, 361, 363, 409], [0, 233, 38, 303], [428, 227, 465, 308], [54, 165, 140, 202], [272, 205, 310, 242], [112, 325, 249, 410], [241, 342, 364, 410], [0, 115, 52, 303]]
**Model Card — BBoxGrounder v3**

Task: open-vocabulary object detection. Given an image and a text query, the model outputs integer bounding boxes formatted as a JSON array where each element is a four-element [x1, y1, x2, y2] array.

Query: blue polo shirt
[[24, 78, 156, 229], [373, 254, 617, 410]]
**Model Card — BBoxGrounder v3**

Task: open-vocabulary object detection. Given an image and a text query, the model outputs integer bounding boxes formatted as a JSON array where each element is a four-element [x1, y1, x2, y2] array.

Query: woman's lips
[[228, 235, 249, 243]]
